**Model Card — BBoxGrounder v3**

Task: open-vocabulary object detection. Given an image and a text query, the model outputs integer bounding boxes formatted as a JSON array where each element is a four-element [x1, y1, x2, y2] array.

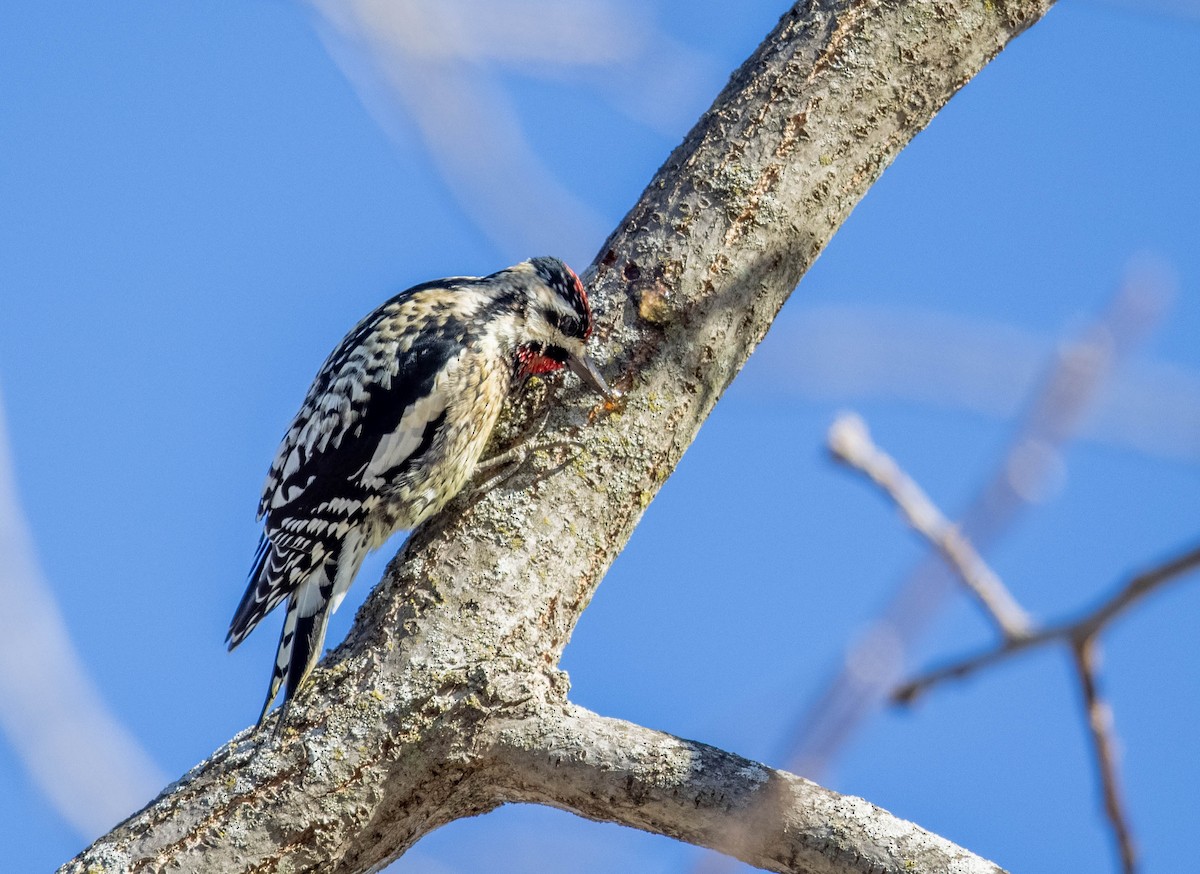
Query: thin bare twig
[[889, 532, 1200, 874], [893, 542, 1200, 703], [902, 543, 1200, 874], [831, 409, 1200, 874], [1073, 638, 1137, 874], [827, 413, 1033, 640], [895, 543, 1200, 870], [781, 273, 1170, 794]]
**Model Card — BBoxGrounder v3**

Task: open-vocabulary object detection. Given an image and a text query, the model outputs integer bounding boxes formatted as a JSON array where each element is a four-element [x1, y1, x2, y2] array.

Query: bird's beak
[[569, 352, 617, 399]]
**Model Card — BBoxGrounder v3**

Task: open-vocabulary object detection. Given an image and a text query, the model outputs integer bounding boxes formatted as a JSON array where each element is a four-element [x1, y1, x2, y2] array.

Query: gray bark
[[489, 702, 1003, 874], [61, 0, 1054, 871]]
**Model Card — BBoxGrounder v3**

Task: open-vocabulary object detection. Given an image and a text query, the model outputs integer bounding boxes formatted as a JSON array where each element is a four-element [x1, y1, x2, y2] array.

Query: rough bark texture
[[489, 704, 1004, 874], [62, 1, 1054, 871]]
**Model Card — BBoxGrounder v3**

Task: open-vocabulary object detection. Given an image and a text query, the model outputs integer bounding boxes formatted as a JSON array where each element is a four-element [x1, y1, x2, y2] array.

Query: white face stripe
[[546, 292, 581, 322], [527, 283, 582, 324]]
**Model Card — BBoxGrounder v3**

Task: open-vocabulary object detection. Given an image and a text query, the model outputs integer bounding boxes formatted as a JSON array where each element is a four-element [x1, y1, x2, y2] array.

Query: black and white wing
[[227, 287, 472, 649]]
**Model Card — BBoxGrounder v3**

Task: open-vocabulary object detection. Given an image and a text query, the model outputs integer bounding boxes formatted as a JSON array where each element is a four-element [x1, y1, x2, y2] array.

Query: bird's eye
[[544, 309, 584, 339]]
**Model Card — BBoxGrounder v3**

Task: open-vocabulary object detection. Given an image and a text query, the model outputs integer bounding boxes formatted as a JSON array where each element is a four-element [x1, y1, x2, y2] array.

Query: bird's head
[[507, 256, 614, 399]]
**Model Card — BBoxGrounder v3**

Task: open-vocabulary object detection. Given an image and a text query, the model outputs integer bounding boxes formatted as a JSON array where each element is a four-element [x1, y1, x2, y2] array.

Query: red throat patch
[[517, 346, 565, 377]]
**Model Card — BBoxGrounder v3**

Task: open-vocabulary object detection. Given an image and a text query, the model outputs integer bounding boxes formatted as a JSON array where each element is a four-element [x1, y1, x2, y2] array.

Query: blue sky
[[1, 1, 1197, 872]]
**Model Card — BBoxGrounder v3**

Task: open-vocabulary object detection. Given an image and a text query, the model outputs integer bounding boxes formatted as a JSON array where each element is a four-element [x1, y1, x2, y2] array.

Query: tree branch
[[894, 541, 1200, 704], [878, 477, 1195, 874], [780, 263, 1168, 784], [60, 1, 1055, 871], [1072, 638, 1136, 874], [828, 409, 1198, 874], [489, 702, 1005, 874], [891, 528, 1200, 874], [828, 413, 1033, 639], [828, 406, 1199, 873]]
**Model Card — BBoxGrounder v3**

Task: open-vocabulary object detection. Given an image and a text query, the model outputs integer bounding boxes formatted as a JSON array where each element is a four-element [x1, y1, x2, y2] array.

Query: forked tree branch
[[893, 542, 1200, 874], [781, 274, 1168, 785], [61, 1, 1054, 871], [894, 542, 1200, 704], [834, 413, 1200, 873]]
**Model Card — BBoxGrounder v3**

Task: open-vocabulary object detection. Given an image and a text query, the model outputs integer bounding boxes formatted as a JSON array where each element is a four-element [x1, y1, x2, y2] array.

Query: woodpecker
[[227, 256, 612, 731]]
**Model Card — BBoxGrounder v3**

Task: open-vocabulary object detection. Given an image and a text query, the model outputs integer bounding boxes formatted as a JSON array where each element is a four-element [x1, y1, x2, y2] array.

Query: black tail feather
[[228, 536, 273, 650], [254, 587, 335, 736]]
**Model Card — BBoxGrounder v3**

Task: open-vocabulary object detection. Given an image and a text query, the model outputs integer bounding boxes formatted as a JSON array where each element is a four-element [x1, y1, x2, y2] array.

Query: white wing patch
[[275, 607, 299, 672], [328, 527, 366, 616], [282, 446, 302, 480], [271, 477, 315, 509], [262, 347, 399, 514], [294, 568, 331, 619], [257, 295, 477, 518], [363, 384, 449, 485]]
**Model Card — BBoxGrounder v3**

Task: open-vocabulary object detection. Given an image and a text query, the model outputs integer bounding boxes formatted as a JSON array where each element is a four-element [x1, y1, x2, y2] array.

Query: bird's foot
[[473, 431, 581, 495]]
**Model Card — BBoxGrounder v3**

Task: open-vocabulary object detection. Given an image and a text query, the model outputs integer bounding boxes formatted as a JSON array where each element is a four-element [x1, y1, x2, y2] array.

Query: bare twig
[[898, 541, 1200, 874], [1073, 638, 1136, 874], [1073, 541, 1200, 638], [894, 542, 1200, 703], [782, 271, 1170, 788], [830, 408, 1200, 874], [827, 413, 1032, 640], [892, 539, 1200, 874]]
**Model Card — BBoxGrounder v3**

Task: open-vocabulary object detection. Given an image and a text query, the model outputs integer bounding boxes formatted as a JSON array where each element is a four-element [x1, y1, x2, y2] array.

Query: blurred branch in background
[[749, 275, 1200, 466], [901, 541, 1200, 874], [895, 542, 1200, 706], [772, 264, 1173, 786], [690, 263, 1180, 871], [306, 0, 718, 263], [832, 411, 1200, 873], [0, 386, 164, 838]]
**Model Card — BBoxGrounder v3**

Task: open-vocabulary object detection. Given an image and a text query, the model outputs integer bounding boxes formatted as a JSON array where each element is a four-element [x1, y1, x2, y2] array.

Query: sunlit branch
[[827, 413, 1032, 640]]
